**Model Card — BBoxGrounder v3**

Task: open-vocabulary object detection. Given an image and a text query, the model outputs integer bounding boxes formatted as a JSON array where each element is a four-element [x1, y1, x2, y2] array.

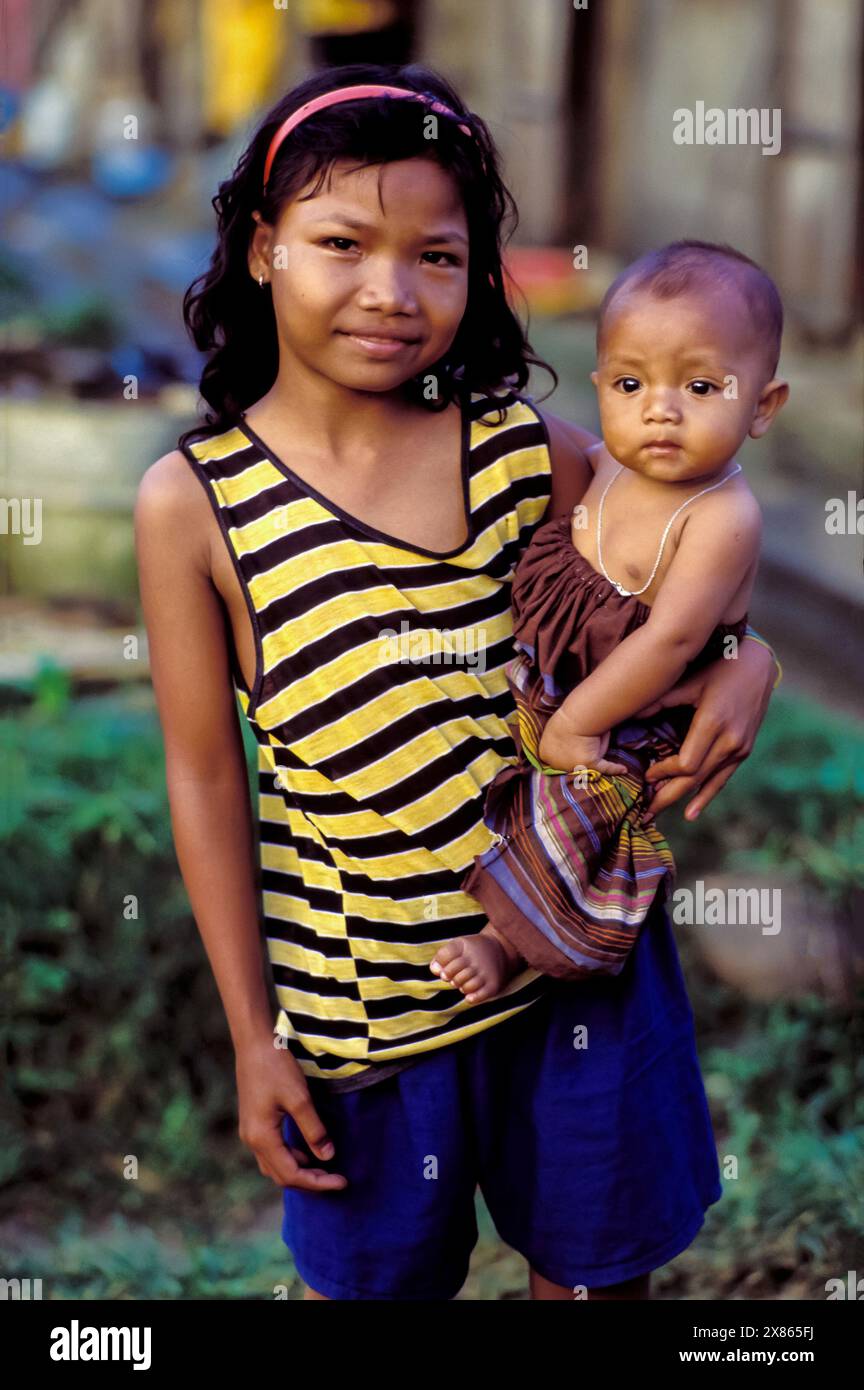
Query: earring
[[258, 273, 265, 288]]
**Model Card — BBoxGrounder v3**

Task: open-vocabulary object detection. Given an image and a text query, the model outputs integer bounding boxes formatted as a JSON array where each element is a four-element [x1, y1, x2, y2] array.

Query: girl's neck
[[243, 362, 433, 466]]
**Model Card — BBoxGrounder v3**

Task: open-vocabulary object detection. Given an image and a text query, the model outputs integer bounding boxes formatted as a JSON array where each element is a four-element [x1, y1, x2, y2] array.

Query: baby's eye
[[613, 376, 642, 394], [687, 379, 717, 396]]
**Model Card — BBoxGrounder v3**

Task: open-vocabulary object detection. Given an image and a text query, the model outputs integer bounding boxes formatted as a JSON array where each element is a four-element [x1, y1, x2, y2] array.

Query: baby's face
[[592, 285, 774, 482]]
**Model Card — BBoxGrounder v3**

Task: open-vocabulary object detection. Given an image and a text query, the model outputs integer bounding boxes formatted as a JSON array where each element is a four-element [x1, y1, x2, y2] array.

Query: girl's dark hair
[[182, 62, 557, 429]]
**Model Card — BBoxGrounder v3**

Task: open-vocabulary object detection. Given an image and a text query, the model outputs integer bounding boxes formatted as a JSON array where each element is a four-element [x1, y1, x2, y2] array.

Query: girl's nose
[[355, 258, 419, 315]]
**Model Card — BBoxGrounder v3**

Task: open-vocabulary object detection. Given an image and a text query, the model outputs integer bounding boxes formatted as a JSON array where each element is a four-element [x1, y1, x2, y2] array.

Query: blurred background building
[[3, 1, 861, 381], [2, 0, 862, 774]]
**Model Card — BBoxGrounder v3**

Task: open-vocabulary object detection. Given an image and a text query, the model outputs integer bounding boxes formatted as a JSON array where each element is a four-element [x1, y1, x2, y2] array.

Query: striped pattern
[[180, 388, 554, 1083], [461, 523, 750, 979], [461, 644, 680, 979]]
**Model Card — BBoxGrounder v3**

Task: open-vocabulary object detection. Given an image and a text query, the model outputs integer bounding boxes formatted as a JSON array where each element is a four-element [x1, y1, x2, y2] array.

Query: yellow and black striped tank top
[[180, 386, 554, 1088]]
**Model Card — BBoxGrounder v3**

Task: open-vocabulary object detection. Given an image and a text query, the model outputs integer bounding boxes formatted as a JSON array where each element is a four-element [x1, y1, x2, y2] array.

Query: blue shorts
[[280, 899, 723, 1300]]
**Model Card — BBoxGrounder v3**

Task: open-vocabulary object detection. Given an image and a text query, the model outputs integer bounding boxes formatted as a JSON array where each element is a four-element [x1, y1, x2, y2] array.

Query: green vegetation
[[2, 673, 861, 1298], [666, 693, 864, 902]]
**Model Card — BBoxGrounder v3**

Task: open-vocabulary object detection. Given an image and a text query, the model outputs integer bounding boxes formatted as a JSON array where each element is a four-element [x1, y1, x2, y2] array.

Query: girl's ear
[[248, 210, 274, 284], [590, 370, 599, 388]]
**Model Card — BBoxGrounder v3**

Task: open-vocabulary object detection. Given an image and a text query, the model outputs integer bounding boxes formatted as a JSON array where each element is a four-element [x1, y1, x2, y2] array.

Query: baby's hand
[[430, 924, 523, 1003], [538, 715, 628, 776]]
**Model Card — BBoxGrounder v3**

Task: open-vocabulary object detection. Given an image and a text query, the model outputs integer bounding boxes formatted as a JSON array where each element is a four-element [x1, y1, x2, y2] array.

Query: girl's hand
[[538, 715, 627, 776], [235, 1033, 348, 1192], [637, 638, 775, 821]]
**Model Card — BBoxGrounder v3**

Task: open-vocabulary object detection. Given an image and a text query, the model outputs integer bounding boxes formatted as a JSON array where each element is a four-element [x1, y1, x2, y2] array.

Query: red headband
[[262, 83, 476, 191]]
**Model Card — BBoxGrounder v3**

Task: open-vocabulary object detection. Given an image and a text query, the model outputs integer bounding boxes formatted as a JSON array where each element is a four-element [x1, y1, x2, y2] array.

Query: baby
[[431, 239, 788, 1001]]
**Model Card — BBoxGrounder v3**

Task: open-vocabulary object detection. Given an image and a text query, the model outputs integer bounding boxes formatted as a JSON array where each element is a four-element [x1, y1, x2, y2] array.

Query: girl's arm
[[640, 634, 777, 821], [541, 488, 762, 751], [134, 451, 346, 1190], [541, 410, 599, 518]]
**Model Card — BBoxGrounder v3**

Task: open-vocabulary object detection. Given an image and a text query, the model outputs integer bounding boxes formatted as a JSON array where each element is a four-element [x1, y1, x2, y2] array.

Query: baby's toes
[[430, 937, 468, 981], [449, 962, 480, 990], [464, 976, 495, 1003]]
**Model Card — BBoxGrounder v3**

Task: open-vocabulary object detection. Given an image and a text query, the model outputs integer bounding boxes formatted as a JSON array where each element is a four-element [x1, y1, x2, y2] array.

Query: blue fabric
[[280, 897, 723, 1299]]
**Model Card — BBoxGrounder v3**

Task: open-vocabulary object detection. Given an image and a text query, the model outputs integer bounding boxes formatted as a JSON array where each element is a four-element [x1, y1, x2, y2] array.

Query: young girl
[[434, 241, 788, 997], [135, 64, 780, 1302]]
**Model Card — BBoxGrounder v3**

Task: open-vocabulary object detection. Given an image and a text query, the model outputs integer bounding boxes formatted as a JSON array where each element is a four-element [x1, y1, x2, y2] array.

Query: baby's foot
[[430, 924, 524, 1002]]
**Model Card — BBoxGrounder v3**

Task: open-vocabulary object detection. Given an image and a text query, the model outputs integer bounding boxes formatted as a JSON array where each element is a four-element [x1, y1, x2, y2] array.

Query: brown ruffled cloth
[[461, 513, 748, 979]]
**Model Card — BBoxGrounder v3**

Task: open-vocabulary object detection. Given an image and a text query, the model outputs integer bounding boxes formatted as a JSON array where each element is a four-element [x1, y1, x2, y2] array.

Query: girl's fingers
[[645, 723, 722, 785], [647, 748, 739, 816], [639, 779, 665, 825], [287, 1167, 349, 1191], [644, 773, 699, 815], [259, 1132, 348, 1191], [259, 1148, 312, 1183], [645, 754, 677, 782], [595, 759, 628, 775], [682, 758, 740, 820]]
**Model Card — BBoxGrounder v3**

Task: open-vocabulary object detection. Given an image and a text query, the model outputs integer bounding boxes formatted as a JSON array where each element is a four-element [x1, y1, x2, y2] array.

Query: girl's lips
[[340, 332, 418, 359]]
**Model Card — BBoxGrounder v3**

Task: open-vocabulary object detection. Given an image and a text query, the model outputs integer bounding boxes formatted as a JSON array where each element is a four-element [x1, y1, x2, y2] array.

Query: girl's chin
[[326, 369, 414, 394]]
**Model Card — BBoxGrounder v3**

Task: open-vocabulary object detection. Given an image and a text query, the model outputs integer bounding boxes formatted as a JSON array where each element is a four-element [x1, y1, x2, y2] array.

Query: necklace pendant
[[614, 581, 632, 597]]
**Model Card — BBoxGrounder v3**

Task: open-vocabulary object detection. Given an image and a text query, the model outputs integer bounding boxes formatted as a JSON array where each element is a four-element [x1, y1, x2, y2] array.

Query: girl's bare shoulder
[[536, 409, 601, 517], [537, 408, 600, 464], [134, 448, 213, 575]]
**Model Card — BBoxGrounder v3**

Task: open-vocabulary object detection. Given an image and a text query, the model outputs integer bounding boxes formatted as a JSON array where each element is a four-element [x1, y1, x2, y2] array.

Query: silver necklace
[[595, 462, 743, 598]]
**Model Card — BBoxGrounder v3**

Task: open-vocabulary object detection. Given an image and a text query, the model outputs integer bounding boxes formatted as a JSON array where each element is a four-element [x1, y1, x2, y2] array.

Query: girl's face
[[250, 157, 469, 395]]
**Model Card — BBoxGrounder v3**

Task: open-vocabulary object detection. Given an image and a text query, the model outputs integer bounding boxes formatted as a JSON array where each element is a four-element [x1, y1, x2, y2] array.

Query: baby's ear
[[749, 377, 789, 439], [590, 370, 599, 388]]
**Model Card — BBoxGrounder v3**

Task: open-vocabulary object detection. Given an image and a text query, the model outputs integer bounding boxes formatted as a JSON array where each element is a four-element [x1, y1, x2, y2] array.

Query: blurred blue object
[[4, 256, 90, 314], [108, 342, 189, 392], [91, 145, 173, 199], [140, 231, 214, 292], [0, 162, 37, 215], [0, 86, 21, 133], [23, 183, 118, 246], [108, 344, 148, 383]]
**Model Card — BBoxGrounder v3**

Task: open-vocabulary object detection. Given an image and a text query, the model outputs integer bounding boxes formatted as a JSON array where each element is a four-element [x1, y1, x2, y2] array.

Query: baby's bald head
[[596, 240, 783, 382]]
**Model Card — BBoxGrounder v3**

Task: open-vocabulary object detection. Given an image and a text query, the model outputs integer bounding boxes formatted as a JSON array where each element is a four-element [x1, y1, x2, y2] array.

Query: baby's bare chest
[[570, 481, 686, 596]]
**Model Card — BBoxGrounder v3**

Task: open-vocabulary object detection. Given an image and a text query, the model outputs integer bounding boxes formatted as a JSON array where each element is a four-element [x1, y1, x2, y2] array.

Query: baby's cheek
[[699, 400, 745, 451]]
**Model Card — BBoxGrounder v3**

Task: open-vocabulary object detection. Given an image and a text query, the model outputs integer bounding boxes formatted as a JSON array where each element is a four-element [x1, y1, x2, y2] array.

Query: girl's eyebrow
[[304, 212, 468, 245]]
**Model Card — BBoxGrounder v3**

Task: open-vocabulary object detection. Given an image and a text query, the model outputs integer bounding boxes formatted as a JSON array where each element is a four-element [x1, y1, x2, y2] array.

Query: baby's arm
[[542, 487, 762, 761]]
